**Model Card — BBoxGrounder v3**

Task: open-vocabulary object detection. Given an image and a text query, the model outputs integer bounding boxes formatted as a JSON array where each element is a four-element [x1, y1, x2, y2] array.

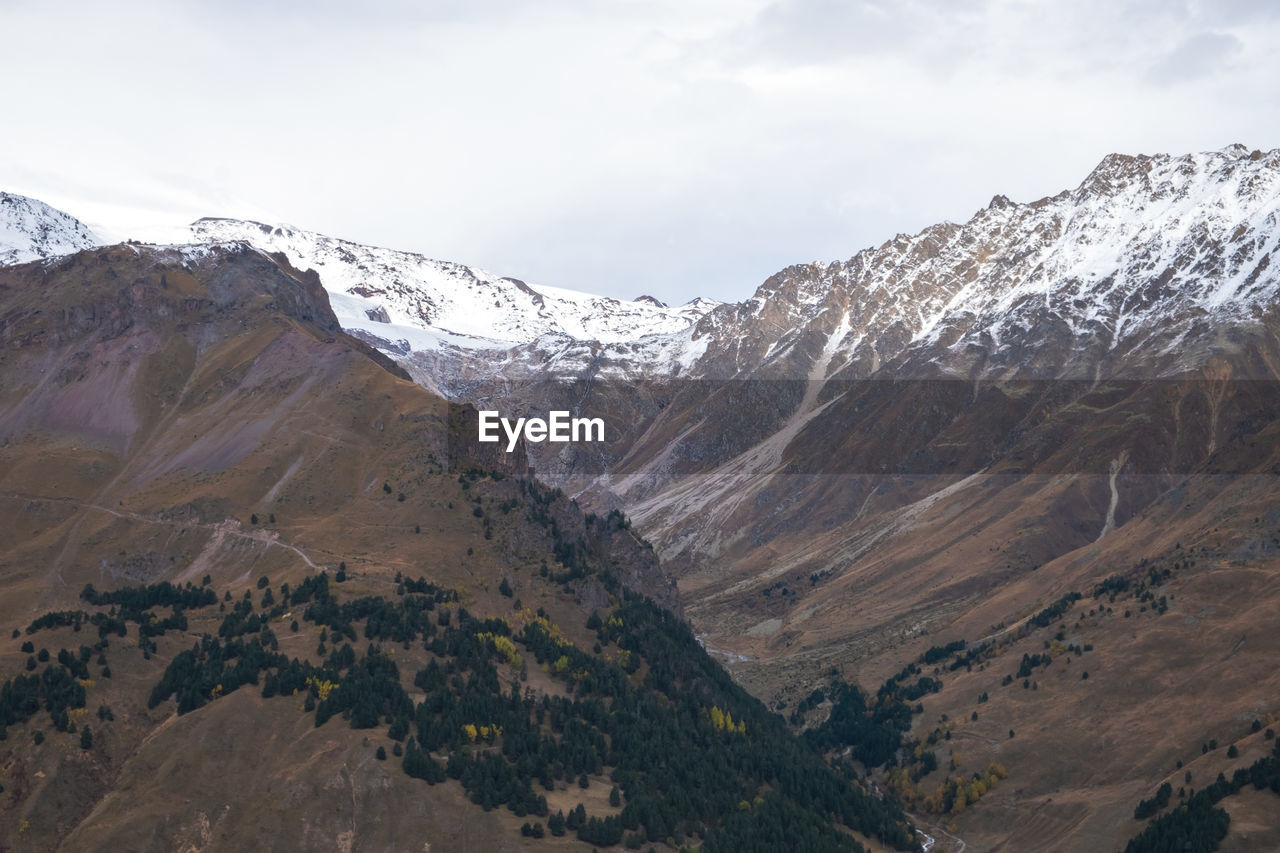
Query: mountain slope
[[0, 192, 100, 266], [261, 145, 1280, 401], [0, 244, 913, 852], [604, 148, 1280, 851], [4, 144, 1279, 850], [375, 145, 1280, 852], [677, 145, 1280, 386]]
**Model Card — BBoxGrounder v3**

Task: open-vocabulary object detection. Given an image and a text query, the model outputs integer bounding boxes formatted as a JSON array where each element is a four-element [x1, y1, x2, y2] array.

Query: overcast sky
[[3, 0, 1279, 304]]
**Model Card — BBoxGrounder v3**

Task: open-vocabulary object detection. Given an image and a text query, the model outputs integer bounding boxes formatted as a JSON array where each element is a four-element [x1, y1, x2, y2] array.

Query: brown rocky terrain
[[390, 148, 1280, 851], [5, 146, 1280, 850], [0, 244, 707, 852]]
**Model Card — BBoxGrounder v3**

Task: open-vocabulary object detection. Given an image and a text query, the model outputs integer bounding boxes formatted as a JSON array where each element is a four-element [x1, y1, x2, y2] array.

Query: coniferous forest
[[8, 551, 922, 851]]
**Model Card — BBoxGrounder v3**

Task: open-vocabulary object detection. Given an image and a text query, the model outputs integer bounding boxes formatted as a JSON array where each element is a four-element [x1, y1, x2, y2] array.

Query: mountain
[[0, 243, 916, 852], [240, 144, 1277, 851], [689, 144, 1280, 384], [584, 144, 1280, 528], [185, 217, 720, 395], [0, 192, 100, 266], [547, 145, 1280, 851], [4, 143, 1280, 850], [189, 147, 1280, 392]]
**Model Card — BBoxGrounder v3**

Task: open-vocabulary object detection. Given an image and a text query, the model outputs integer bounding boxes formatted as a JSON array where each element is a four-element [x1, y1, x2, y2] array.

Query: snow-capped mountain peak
[[686, 144, 1280, 382], [0, 192, 100, 266], [188, 218, 721, 352]]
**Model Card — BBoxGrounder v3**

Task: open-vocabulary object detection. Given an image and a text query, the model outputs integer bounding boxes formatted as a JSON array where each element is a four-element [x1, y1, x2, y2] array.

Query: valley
[[3, 144, 1280, 850]]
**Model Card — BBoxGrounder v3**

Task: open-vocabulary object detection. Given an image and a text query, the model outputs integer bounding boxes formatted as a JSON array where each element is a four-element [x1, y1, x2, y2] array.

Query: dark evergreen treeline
[[1124, 793, 1229, 853], [81, 581, 217, 614], [291, 572, 454, 644], [25, 610, 88, 634], [1094, 564, 1174, 605], [28, 472, 918, 852], [528, 592, 919, 850], [805, 680, 911, 768], [802, 641, 962, 770], [704, 795, 875, 853], [217, 598, 272, 640], [137, 565, 919, 851], [149, 636, 286, 714], [314, 651, 412, 729], [1124, 736, 1280, 853], [70, 581, 216, 644], [0, 660, 87, 730], [1030, 592, 1082, 628], [1133, 781, 1172, 819], [947, 642, 989, 671], [921, 639, 966, 665], [23, 606, 142, 642], [1016, 652, 1051, 679], [1093, 574, 1131, 600]]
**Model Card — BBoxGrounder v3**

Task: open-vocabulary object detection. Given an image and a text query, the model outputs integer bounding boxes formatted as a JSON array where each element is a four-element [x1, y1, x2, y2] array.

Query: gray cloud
[[1, 1, 1278, 304], [1200, 0, 1280, 24], [1146, 31, 1243, 85]]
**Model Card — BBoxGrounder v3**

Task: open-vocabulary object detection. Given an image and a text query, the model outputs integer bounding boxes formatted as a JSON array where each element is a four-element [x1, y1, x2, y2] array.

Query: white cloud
[[1146, 32, 1243, 85], [1, 0, 1278, 303]]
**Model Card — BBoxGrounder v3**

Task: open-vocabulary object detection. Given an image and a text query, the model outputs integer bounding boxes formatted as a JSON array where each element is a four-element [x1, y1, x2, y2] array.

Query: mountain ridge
[[0, 239, 918, 853], [8, 144, 1275, 387], [188, 216, 722, 347], [4, 145, 1280, 850]]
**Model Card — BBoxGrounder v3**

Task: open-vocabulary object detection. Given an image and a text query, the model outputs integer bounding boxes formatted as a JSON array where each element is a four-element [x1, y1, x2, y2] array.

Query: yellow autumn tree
[[476, 632, 523, 669], [710, 706, 726, 731], [306, 676, 337, 701]]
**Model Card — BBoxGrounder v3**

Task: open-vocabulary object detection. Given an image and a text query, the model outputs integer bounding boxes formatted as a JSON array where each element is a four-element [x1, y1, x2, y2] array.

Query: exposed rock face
[[416, 146, 1280, 560], [0, 240, 675, 608], [0, 242, 691, 852], [6, 145, 1279, 850], [257, 146, 1279, 850], [133, 148, 1280, 621]]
